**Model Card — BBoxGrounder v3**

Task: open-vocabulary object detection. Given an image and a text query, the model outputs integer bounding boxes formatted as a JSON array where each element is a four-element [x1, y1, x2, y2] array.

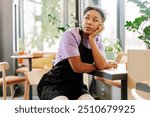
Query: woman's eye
[[85, 17, 89, 20], [93, 19, 99, 22]]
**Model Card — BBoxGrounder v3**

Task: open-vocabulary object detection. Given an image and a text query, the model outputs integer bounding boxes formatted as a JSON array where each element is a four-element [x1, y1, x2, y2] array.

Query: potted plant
[[18, 38, 25, 64], [103, 38, 122, 60], [125, 0, 150, 48]]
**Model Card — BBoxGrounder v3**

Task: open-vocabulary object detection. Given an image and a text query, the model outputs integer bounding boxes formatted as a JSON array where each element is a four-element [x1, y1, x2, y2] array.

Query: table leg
[[29, 86, 32, 100], [28, 58, 33, 100], [121, 78, 127, 100], [29, 58, 32, 71]]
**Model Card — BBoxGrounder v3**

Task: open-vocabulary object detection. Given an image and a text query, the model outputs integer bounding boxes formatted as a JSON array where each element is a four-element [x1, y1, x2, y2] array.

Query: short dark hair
[[83, 6, 106, 22]]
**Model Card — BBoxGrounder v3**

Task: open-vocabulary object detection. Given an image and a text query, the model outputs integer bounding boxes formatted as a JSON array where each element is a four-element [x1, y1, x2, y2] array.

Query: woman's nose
[[87, 19, 92, 24]]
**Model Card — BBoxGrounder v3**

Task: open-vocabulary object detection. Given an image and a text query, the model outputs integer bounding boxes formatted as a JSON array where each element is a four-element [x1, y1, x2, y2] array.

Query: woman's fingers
[[112, 63, 118, 69], [107, 61, 118, 69], [101, 23, 105, 31], [89, 23, 104, 39]]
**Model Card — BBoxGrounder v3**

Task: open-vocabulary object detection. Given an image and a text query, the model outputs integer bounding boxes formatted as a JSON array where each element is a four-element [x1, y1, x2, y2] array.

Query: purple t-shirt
[[55, 28, 105, 65]]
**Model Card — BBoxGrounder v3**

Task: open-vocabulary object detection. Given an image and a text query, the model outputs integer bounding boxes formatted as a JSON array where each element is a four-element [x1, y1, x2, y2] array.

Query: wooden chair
[[131, 80, 150, 100], [24, 69, 49, 100], [0, 62, 26, 100], [131, 88, 148, 100], [16, 52, 56, 75], [128, 50, 150, 99], [115, 52, 127, 64]]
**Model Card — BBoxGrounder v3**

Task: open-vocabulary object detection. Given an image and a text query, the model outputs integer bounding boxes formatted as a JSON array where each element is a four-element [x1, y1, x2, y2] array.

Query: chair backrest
[[116, 52, 127, 64], [0, 62, 9, 99], [0, 62, 9, 84], [131, 88, 147, 100], [0, 62, 9, 72], [127, 50, 150, 99], [24, 69, 49, 85]]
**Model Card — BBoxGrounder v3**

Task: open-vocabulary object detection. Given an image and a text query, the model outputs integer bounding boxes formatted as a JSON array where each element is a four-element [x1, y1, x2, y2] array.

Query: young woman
[[37, 6, 117, 100]]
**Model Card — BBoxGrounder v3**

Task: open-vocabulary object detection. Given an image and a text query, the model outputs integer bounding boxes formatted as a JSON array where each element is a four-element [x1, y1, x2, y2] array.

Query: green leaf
[[138, 35, 145, 40], [143, 26, 150, 36], [105, 46, 114, 52]]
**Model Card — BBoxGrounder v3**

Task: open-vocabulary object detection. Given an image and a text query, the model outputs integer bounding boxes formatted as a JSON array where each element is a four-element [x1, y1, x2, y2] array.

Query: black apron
[[37, 30, 94, 100]]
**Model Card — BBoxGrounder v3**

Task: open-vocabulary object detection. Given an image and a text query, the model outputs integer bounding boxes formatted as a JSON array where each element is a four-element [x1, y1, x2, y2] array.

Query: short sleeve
[[59, 31, 81, 59]]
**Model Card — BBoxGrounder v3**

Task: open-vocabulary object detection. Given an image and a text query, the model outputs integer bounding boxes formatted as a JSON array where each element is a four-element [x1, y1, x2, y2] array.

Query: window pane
[[23, 0, 75, 52], [125, 0, 146, 49], [101, 0, 117, 41], [68, 0, 76, 27]]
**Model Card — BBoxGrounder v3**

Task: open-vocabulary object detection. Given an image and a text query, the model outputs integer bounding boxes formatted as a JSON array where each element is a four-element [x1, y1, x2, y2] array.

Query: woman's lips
[[84, 27, 93, 31]]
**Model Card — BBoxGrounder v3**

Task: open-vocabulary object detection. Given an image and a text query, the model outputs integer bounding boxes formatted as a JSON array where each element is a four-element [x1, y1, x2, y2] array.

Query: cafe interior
[[0, 0, 150, 100]]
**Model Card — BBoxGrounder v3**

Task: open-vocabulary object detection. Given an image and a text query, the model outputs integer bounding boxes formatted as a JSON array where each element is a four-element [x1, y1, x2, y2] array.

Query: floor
[[0, 95, 39, 100], [0, 95, 24, 100], [0, 84, 39, 100]]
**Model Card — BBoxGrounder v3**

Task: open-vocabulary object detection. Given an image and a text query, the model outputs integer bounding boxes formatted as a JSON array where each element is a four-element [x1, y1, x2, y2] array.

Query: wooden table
[[11, 54, 43, 100], [11, 54, 43, 71], [89, 64, 127, 100]]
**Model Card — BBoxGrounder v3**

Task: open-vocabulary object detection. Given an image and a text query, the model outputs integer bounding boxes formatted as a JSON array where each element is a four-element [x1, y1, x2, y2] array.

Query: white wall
[[0, 0, 14, 75]]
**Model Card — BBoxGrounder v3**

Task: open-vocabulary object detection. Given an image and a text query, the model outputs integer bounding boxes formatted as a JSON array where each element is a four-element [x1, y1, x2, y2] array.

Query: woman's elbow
[[71, 66, 83, 73], [96, 65, 105, 70]]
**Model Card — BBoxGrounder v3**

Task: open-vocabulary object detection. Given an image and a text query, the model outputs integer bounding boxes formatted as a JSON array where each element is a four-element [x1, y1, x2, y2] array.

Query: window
[[125, 0, 146, 50], [20, 0, 75, 52], [15, 0, 146, 54], [101, 0, 117, 42]]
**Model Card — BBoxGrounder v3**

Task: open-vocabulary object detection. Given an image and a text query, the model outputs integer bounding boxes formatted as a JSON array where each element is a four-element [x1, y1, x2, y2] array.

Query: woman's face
[[82, 10, 103, 35]]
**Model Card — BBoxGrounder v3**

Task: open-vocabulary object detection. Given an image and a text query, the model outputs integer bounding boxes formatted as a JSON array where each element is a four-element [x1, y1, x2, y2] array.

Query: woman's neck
[[81, 30, 89, 39]]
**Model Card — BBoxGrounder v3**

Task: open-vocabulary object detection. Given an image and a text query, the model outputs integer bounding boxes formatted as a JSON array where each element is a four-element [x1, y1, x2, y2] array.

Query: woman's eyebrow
[[85, 14, 100, 19]]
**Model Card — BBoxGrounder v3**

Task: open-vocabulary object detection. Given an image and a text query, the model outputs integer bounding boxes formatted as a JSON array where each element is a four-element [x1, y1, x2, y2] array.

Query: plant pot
[[18, 51, 25, 64], [105, 52, 116, 60]]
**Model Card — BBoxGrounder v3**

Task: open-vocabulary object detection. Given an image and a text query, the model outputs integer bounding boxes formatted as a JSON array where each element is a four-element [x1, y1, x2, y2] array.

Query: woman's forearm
[[89, 38, 106, 69], [68, 56, 96, 73], [73, 63, 96, 73]]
